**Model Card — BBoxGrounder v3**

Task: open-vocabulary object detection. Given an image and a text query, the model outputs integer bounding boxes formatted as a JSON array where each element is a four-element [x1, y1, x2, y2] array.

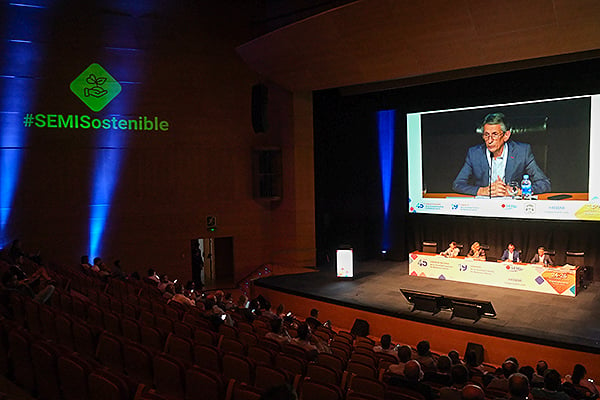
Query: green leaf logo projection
[[70, 63, 122, 112]]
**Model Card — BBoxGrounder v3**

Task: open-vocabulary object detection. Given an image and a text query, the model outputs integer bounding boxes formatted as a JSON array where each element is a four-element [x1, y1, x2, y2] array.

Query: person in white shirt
[[373, 334, 398, 360], [441, 242, 460, 258], [500, 243, 520, 262]]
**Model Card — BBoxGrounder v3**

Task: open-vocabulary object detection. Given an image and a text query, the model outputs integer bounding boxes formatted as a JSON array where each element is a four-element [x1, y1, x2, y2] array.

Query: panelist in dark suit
[[453, 113, 551, 197], [500, 243, 520, 262], [531, 246, 553, 266]]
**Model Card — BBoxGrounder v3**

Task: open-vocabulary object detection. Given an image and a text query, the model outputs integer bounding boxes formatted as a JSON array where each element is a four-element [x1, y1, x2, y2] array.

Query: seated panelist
[[499, 243, 520, 263], [440, 241, 460, 258], [530, 246, 553, 266], [467, 242, 486, 261]]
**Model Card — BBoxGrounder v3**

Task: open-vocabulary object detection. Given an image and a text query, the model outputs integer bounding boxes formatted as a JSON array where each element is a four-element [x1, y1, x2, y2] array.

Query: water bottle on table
[[521, 174, 532, 200]]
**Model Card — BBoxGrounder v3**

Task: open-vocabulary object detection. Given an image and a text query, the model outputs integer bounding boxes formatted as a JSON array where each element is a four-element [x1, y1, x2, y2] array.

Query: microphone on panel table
[[489, 150, 494, 199]]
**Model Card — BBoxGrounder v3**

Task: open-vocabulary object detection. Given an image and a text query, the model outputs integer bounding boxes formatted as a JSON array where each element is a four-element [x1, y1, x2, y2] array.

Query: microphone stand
[[489, 150, 493, 199]]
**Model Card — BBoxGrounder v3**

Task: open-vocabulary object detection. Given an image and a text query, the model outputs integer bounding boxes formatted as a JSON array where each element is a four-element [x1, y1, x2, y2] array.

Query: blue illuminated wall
[[0, 2, 50, 246], [378, 109, 395, 251], [0, 1, 304, 277]]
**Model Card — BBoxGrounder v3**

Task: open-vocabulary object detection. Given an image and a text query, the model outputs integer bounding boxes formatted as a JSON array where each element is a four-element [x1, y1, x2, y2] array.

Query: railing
[[236, 263, 275, 297]]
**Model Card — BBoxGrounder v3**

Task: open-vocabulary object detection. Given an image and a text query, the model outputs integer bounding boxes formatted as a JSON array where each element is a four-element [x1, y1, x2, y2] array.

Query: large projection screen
[[407, 95, 600, 221]]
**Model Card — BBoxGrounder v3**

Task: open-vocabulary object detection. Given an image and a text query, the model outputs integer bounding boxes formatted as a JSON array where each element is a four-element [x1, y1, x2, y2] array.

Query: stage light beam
[[378, 109, 395, 251]]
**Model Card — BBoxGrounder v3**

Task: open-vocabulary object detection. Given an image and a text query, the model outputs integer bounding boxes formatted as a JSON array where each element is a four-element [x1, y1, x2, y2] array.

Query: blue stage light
[[88, 135, 126, 260], [87, 0, 152, 257], [377, 110, 395, 251], [8, 3, 47, 9]]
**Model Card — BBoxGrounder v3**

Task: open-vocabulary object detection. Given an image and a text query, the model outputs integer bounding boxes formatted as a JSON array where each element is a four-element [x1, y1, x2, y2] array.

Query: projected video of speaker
[[407, 95, 600, 221]]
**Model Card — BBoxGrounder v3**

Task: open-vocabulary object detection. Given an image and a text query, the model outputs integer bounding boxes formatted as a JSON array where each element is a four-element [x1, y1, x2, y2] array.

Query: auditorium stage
[[254, 260, 600, 354]]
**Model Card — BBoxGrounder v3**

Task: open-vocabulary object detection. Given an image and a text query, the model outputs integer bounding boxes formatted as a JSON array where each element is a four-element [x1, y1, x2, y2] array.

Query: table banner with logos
[[409, 252, 578, 297]]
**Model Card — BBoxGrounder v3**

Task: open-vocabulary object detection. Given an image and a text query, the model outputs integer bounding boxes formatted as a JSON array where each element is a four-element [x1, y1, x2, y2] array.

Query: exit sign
[[206, 215, 217, 232]]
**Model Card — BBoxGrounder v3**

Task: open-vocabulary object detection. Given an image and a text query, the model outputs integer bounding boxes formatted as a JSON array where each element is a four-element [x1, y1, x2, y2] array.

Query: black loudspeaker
[[422, 241, 437, 253], [413, 295, 441, 314], [451, 300, 482, 321], [251, 83, 268, 133], [465, 342, 484, 365], [350, 319, 370, 337]]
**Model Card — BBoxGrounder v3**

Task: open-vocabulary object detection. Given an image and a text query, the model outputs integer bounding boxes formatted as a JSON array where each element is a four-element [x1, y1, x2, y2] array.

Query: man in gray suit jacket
[[453, 113, 551, 197]]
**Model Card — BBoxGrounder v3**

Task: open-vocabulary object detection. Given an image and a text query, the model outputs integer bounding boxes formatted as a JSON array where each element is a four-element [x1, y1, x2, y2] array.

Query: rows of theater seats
[[3, 257, 595, 400], [1, 261, 448, 400]]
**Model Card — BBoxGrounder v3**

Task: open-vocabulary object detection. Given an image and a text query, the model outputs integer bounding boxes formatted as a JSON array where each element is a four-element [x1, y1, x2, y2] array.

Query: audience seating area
[[0, 252, 597, 400]]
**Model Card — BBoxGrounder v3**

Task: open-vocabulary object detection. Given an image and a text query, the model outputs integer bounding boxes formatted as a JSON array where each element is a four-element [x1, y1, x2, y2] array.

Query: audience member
[[90, 257, 101, 272], [519, 365, 535, 386], [425, 355, 453, 386], [265, 317, 291, 346], [98, 258, 111, 278], [157, 274, 172, 292], [1, 267, 55, 304], [111, 259, 125, 280], [440, 364, 471, 400], [464, 350, 486, 377], [146, 268, 160, 285], [9, 239, 26, 263], [374, 334, 398, 360], [205, 296, 233, 330], [389, 345, 413, 376], [505, 357, 520, 369], [461, 384, 485, 400], [162, 283, 175, 300], [275, 303, 285, 319], [214, 290, 225, 308], [235, 294, 254, 322], [223, 292, 235, 310], [416, 340, 437, 373], [531, 369, 570, 400], [80, 255, 92, 272], [184, 280, 198, 302], [261, 300, 278, 319], [305, 308, 322, 330], [508, 373, 530, 400], [88, 256, 109, 278], [237, 294, 249, 308], [168, 282, 195, 307], [292, 323, 318, 360], [564, 364, 599, 399], [248, 298, 262, 317], [388, 360, 436, 400], [448, 350, 463, 366], [487, 360, 519, 392], [532, 361, 549, 388]]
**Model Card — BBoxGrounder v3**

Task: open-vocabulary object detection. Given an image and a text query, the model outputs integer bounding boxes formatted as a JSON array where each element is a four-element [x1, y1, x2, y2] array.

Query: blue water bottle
[[521, 174, 532, 199]]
